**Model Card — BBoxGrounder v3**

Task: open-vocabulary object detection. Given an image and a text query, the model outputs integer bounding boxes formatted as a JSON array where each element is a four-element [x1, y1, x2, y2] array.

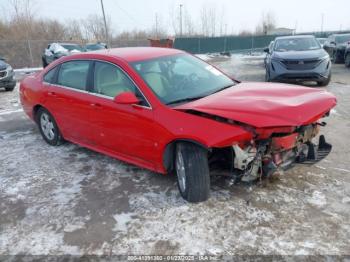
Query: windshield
[[131, 54, 235, 105], [274, 38, 321, 52], [61, 44, 85, 52], [335, 34, 350, 44]]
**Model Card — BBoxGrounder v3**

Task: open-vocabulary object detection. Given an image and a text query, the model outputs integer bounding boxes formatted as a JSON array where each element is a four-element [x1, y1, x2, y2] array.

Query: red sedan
[[20, 47, 336, 202]]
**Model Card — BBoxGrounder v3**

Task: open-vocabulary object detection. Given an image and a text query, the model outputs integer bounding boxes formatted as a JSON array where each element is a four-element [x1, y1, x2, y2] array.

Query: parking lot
[[1, 54, 350, 255]]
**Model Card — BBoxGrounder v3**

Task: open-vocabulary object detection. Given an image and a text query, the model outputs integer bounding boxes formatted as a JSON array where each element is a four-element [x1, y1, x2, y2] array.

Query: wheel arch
[[32, 104, 45, 122], [162, 138, 209, 174]]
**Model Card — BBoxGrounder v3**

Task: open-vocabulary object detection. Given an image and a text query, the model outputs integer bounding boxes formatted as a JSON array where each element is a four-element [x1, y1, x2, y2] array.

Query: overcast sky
[[9, 0, 350, 35]]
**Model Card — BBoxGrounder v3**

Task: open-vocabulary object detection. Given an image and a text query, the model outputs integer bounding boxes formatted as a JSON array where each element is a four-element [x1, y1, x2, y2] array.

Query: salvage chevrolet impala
[[20, 47, 337, 202]]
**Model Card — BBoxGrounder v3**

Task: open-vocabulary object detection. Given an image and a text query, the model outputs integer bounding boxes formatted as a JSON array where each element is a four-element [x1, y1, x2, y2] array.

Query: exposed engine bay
[[208, 122, 332, 183]]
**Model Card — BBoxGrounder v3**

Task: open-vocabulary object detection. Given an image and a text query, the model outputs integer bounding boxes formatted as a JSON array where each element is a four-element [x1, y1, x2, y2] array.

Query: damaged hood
[[174, 82, 337, 128]]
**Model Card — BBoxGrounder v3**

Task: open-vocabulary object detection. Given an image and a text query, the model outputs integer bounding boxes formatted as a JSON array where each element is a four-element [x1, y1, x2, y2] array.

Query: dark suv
[[264, 35, 331, 86], [323, 33, 350, 63], [0, 57, 16, 92], [345, 42, 350, 68]]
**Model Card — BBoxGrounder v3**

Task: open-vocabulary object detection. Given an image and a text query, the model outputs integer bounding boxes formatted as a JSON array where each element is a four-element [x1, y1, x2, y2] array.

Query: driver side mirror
[[263, 47, 270, 53], [114, 91, 140, 105], [330, 41, 336, 45]]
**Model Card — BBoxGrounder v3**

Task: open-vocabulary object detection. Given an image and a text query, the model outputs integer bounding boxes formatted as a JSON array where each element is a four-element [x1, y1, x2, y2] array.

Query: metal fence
[[173, 30, 350, 54], [2, 30, 350, 68], [0, 39, 150, 69]]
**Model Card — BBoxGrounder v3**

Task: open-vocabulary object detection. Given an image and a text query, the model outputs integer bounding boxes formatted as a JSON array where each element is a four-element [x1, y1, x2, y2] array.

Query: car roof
[[275, 35, 315, 40], [80, 47, 185, 62]]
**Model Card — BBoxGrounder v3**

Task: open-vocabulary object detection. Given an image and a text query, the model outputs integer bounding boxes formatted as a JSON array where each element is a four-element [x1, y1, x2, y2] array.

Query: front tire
[[175, 142, 210, 203], [5, 85, 15, 92], [36, 108, 63, 146], [265, 69, 270, 82]]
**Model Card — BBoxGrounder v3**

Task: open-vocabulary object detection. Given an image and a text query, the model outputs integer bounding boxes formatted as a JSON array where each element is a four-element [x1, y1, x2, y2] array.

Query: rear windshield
[[274, 38, 321, 52], [335, 34, 350, 44]]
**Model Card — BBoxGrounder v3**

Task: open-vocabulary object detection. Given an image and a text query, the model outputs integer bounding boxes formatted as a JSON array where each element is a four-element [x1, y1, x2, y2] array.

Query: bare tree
[[65, 19, 84, 42], [255, 11, 277, 35], [183, 8, 196, 36], [81, 14, 113, 42], [168, 4, 178, 36], [200, 5, 210, 36], [150, 13, 166, 38], [218, 6, 227, 36], [200, 3, 218, 37]]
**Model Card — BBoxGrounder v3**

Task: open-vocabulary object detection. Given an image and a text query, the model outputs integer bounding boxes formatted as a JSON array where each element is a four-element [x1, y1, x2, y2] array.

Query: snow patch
[[307, 191, 327, 208], [113, 212, 136, 233]]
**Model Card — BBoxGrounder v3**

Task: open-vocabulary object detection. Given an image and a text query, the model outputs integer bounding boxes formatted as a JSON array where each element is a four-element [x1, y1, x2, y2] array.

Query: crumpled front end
[[228, 122, 332, 182]]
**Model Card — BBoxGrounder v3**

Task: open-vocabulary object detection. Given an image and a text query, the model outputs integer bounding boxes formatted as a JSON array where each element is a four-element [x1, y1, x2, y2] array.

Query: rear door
[[43, 60, 94, 144]]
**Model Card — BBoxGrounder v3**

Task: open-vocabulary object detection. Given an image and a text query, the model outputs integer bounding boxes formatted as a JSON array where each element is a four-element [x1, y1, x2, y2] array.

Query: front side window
[[57, 61, 90, 90], [131, 54, 235, 105], [93, 62, 137, 98], [43, 67, 57, 84]]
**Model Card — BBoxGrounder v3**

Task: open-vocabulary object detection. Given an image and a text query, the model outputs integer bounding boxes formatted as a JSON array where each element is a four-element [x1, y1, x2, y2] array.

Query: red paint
[[271, 133, 298, 151], [20, 47, 336, 174], [175, 82, 336, 128]]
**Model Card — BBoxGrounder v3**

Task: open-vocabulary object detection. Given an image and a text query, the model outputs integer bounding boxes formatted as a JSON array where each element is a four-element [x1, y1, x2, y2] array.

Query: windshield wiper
[[210, 84, 234, 95], [166, 96, 205, 105]]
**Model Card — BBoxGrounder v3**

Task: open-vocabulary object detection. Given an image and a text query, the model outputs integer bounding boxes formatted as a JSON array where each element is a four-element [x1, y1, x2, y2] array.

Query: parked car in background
[[323, 33, 350, 63], [42, 43, 85, 68], [0, 57, 16, 91], [20, 47, 336, 202], [317, 38, 327, 47], [264, 35, 331, 86], [263, 41, 274, 68], [85, 42, 107, 51], [344, 42, 350, 68]]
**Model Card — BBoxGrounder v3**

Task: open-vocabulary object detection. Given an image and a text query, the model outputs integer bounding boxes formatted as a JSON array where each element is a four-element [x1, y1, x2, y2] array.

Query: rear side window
[[43, 67, 57, 84], [57, 61, 90, 90]]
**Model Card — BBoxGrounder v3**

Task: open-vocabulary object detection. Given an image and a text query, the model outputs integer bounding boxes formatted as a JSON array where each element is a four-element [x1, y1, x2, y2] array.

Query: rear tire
[[175, 142, 210, 203], [36, 107, 63, 146], [345, 53, 350, 68]]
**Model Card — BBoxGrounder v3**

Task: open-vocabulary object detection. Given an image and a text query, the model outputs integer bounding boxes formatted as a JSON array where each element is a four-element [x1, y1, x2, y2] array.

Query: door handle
[[90, 103, 102, 109], [47, 91, 57, 97]]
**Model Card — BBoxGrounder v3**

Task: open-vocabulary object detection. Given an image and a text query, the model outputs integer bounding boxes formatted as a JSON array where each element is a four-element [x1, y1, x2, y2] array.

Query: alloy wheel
[[40, 112, 55, 140], [176, 149, 186, 192]]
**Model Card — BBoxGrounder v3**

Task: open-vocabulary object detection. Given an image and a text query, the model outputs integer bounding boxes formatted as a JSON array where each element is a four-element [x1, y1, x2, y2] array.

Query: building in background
[[267, 27, 295, 36]]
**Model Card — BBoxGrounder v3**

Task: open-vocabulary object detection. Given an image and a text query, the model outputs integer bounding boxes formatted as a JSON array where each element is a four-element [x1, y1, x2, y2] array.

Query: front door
[[88, 61, 157, 167]]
